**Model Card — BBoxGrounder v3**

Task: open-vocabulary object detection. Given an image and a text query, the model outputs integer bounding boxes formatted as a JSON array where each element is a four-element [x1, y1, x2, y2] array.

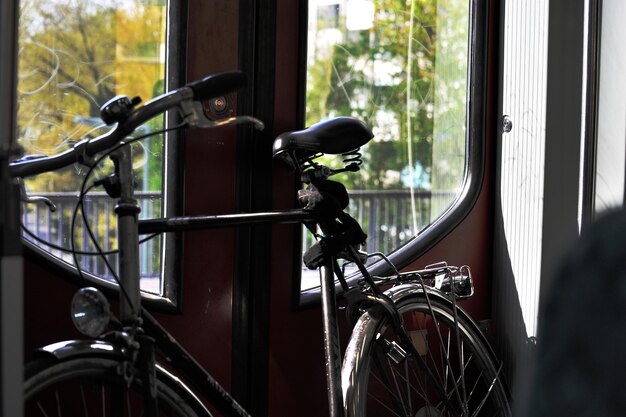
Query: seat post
[[319, 257, 345, 417]]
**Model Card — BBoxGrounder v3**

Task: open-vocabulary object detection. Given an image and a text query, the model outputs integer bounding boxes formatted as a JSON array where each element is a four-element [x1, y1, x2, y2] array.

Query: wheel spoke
[[127, 389, 133, 417], [388, 356, 409, 416], [36, 401, 51, 417], [406, 360, 436, 405], [470, 363, 504, 417], [422, 298, 463, 410], [438, 354, 478, 411], [466, 367, 484, 406], [343, 295, 510, 417], [55, 389, 62, 417], [370, 354, 415, 412], [25, 357, 199, 417], [367, 392, 404, 417], [101, 383, 106, 417], [404, 360, 412, 414], [370, 351, 442, 415], [456, 322, 468, 415], [81, 384, 90, 417]]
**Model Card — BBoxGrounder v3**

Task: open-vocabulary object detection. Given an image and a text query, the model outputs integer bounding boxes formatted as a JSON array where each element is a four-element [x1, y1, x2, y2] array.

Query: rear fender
[[342, 282, 497, 416]]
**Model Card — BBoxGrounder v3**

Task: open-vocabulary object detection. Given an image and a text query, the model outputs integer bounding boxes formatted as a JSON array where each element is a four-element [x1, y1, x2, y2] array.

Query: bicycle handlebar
[[187, 71, 246, 101], [9, 71, 248, 179]]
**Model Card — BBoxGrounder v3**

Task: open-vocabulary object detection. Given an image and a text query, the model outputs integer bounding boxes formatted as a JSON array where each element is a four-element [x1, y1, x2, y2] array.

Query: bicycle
[[11, 70, 511, 417]]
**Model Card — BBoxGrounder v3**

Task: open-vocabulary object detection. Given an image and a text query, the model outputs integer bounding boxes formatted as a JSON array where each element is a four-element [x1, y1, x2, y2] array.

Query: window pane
[[594, 0, 626, 215], [17, 0, 168, 295], [303, 0, 470, 287]]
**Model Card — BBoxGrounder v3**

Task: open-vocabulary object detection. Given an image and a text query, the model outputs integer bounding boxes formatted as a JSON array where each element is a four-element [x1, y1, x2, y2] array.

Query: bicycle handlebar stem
[[110, 145, 142, 325]]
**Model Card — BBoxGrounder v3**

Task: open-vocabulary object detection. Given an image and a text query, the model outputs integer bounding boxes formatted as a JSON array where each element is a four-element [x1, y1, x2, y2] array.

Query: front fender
[[32, 339, 212, 417], [36, 339, 128, 361]]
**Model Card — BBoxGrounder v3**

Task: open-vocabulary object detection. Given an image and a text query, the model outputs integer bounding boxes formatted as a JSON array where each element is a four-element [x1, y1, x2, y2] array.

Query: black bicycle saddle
[[272, 117, 373, 167]]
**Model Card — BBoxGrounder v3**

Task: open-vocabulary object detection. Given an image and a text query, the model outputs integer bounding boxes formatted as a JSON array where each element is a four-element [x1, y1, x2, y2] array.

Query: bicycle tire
[[342, 289, 511, 417], [25, 356, 208, 417]]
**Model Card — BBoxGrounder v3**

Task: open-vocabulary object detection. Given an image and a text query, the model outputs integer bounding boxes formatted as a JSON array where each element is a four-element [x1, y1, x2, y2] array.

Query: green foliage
[[306, 0, 441, 191], [17, 0, 166, 193], [17, 0, 167, 279], [306, 0, 469, 198]]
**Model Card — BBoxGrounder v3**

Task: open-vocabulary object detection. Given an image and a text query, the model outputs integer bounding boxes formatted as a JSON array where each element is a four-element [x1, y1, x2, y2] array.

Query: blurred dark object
[[525, 209, 626, 416]]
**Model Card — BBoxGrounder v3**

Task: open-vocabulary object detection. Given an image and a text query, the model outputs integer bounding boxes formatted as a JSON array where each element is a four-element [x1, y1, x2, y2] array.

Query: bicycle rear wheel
[[342, 289, 511, 417], [25, 356, 206, 417]]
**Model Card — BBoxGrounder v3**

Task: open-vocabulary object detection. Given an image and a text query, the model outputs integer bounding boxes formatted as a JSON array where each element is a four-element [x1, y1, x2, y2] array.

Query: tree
[[17, 0, 166, 192], [306, 0, 437, 191], [306, 0, 468, 197]]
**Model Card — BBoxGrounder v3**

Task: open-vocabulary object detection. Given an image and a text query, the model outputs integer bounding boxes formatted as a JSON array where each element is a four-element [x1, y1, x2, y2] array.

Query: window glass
[[303, 0, 470, 288], [17, 0, 169, 295], [594, 0, 626, 215]]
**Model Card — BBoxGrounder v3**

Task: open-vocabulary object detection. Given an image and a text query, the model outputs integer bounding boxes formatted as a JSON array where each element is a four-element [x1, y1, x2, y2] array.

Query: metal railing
[[301, 189, 456, 255], [21, 191, 162, 283], [299, 189, 456, 289], [23, 189, 456, 287]]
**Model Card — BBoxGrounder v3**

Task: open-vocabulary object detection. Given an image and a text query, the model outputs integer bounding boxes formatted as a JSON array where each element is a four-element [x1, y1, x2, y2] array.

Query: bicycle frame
[[105, 139, 351, 416], [141, 223, 351, 416], [136, 209, 466, 417], [16, 69, 511, 417], [22, 126, 477, 417], [135, 265, 345, 417], [24, 141, 486, 417], [11, 71, 371, 417]]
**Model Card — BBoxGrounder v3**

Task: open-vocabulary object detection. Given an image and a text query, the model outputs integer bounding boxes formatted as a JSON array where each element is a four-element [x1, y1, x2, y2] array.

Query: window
[[593, 0, 626, 215], [303, 0, 476, 288], [17, 0, 182, 304]]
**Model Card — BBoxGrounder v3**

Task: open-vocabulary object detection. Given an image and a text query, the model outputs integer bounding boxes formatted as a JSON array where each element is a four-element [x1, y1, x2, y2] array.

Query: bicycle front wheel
[[25, 356, 205, 417], [342, 289, 511, 417]]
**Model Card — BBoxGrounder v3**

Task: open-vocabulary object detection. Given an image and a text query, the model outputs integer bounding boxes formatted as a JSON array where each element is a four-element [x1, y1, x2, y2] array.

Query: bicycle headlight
[[71, 287, 111, 337]]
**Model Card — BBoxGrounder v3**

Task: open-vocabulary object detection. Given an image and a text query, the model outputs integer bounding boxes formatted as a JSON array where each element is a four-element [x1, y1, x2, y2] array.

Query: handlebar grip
[[186, 71, 247, 101]]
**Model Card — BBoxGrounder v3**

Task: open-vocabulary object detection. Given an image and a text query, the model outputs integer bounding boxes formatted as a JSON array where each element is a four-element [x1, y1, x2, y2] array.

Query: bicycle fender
[[383, 282, 452, 305], [368, 282, 497, 361], [33, 339, 213, 417], [35, 339, 128, 361], [342, 283, 507, 417], [382, 283, 488, 340]]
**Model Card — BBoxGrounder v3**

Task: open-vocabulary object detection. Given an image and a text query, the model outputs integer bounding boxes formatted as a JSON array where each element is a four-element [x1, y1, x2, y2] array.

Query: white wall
[[499, 0, 549, 338]]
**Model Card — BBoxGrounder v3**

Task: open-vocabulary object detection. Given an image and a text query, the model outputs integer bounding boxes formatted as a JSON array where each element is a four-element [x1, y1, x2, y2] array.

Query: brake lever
[[203, 115, 265, 131], [180, 100, 264, 131], [17, 179, 57, 212]]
